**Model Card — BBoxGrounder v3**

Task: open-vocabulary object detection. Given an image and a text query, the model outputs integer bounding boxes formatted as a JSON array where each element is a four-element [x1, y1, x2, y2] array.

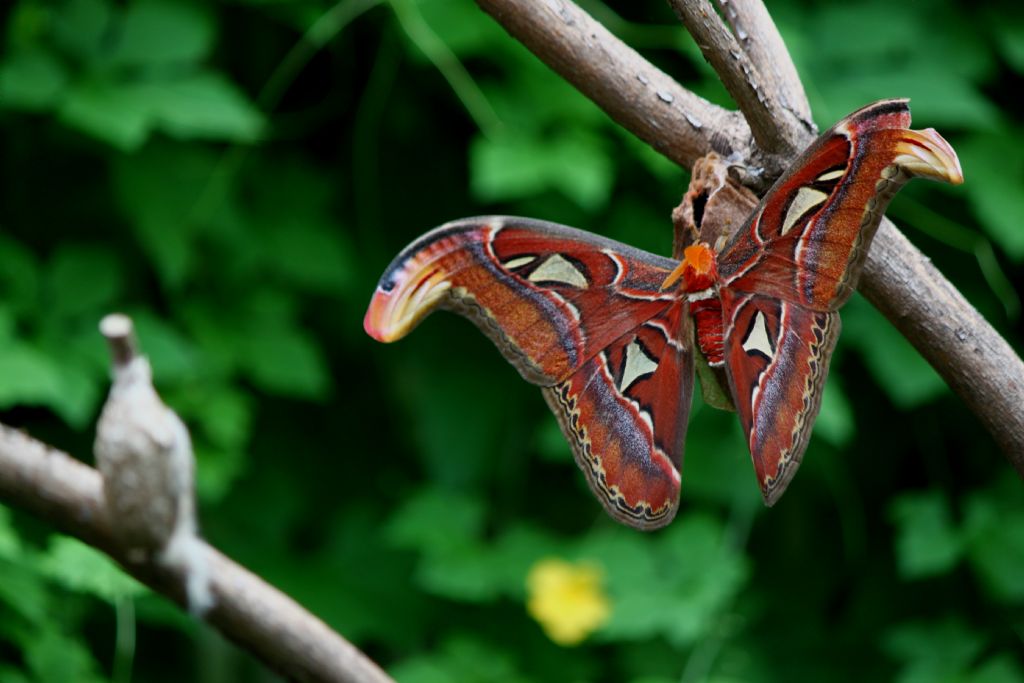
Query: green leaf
[[112, 0, 215, 68], [414, 0, 508, 58], [681, 404, 758, 506], [182, 386, 252, 452], [534, 416, 572, 464], [996, 23, 1024, 74], [0, 314, 107, 427], [52, 0, 114, 64], [132, 310, 198, 383], [264, 223, 355, 293], [412, 545, 505, 603], [59, 77, 155, 150], [61, 72, 263, 150], [385, 493, 563, 604], [0, 506, 21, 561], [0, 48, 68, 111], [0, 235, 41, 316], [387, 487, 485, 555], [35, 536, 147, 602], [45, 244, 123, 318], [805, 1, 996, 129], [412, 525, 561, 604], [963, 494, 1024, 601], [814, 69, 998, 131], [0, 665, 31, 683], [0, 341, 68, 412], [842, 296, 947, 408], [25, 628, 106, 683], [392, 354, 517, 487], [470, 133, 551, 202], [48, 350, 104, 428], [486, 525, 562, 599], [390, 636, 530, 683], [972, 655, 1024, 683], [193, 442, 247, 502], [114, 143, 222, 286], [147, 72, 264, 143], [481, 50, 607, 132], [588, 515, 749, 646], [957, 130, 1024, 261], [471, 131, 613, 210], [237, 320, 329, 398], [813, 375, 853, 446], [890, 491, 963, 579], [387, 488, 504, 601], [237, 158, 355, 292], [884, 618, 985, 683], [0, 560, 50, 625]]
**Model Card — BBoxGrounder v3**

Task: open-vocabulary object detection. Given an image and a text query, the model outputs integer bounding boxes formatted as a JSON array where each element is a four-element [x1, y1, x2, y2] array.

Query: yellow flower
[[526, 557, 611, 646]]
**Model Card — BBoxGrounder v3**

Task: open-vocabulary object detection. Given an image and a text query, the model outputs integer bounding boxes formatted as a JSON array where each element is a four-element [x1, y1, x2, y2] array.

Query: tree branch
[[713, 0, 814, 132], [664, 0, 804, 167], [0, 425, 396, 683], [476, 0, 1024, 467]]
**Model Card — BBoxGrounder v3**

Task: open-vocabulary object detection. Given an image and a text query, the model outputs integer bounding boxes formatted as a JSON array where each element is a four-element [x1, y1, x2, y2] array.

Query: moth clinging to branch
[[365, 100, 963, 529]]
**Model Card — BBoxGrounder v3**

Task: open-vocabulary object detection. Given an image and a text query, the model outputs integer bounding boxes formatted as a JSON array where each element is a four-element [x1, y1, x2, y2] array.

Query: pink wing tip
[[897, 128, 964, 186], [364, 292, 396, 343]]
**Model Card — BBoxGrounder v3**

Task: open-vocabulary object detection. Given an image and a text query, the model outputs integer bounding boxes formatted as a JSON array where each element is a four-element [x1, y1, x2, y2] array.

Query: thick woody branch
[[665, 0, 804, 166], [475, 0, 752, 168], [713, 0, 814, 131], [0, 425, 395, 683], [476, 0, 1024, 465]]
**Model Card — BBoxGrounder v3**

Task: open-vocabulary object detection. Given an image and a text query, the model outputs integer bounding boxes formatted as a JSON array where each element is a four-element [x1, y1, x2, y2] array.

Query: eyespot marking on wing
[[816, 168, 846, 182], [741, 310, 774, 360], [528, 254, 589, 288], [503, 255, 537, 270], [781, 187, 829, 235], [619, 338, 658, 392]]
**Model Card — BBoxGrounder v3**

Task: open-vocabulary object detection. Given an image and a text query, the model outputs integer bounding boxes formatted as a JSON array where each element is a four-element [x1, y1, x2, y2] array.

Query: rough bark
[[713, 0, 814, 132]]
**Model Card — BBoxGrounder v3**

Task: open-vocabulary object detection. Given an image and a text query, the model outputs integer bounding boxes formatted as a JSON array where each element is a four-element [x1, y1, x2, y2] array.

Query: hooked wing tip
[[896, 128, 965, 186], [363, 271, 453, 343], [363, 292, 397, 342]]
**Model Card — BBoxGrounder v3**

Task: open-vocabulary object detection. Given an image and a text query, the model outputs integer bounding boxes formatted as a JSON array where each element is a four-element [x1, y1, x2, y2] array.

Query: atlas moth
[[364, 100, 963, 530]]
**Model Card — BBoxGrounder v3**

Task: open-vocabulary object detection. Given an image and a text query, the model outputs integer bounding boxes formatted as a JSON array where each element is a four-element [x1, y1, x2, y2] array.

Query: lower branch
[[0, 424, 396, 683]]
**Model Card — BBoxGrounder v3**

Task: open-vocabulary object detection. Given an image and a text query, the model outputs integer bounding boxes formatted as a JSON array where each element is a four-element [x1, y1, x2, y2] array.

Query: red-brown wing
[[365, 216, 678, 384], [715, 100, 962, 503], [720, 290, 840, 504], [544, 303, 692, 529], [365, 216, 692, 528], [717, 99, 963, 311]]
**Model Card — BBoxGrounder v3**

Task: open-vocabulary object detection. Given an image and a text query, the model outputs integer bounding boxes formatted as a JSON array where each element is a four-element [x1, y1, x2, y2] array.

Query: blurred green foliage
[[1, 0, 1022, 681]]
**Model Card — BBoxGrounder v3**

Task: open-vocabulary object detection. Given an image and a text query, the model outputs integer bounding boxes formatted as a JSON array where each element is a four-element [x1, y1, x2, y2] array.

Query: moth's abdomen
[[689, 295, 725, 367]]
